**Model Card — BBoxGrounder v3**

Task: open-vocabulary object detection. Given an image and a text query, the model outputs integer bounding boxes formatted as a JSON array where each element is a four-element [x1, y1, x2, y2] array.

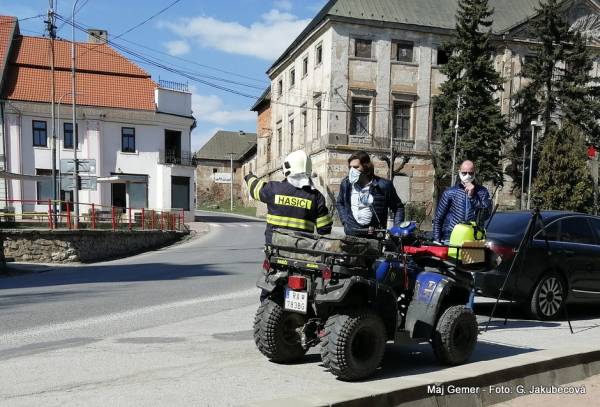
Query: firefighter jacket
[[245, 174, 333, 244]]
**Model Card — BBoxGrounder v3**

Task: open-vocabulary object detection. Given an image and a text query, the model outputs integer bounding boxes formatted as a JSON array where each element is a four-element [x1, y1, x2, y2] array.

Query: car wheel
[[529, 271, 566, 320]]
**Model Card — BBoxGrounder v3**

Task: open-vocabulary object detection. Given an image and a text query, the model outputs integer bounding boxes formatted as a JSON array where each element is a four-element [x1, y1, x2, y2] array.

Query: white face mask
[[459, 171, 475, 184], [349, 167, 361, 184], [287, 173, 311, 189]]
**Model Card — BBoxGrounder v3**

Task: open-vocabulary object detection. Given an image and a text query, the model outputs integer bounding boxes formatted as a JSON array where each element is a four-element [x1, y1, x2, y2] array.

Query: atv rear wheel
[[253, 299, 307, 363], [431, 305, 478, 365], [320, 309, 386, 381]]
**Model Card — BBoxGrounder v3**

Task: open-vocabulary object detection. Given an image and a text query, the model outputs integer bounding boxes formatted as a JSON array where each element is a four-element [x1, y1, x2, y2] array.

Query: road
[[1, 211, 600, 406]]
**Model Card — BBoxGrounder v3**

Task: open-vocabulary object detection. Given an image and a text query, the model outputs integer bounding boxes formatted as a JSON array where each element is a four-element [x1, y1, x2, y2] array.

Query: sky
[[0, 0, 326, 151]]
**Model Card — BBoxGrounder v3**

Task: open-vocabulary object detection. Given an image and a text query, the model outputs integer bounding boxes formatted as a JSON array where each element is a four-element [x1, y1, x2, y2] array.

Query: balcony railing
[[159, 150, 196, 166], [158, 79, 189, 92], [371, 137, 416, 152]]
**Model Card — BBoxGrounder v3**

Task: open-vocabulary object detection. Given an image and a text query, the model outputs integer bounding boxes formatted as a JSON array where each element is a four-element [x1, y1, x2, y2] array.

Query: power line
[[113, 0, 183, 40], [55, 15, 439, 115]]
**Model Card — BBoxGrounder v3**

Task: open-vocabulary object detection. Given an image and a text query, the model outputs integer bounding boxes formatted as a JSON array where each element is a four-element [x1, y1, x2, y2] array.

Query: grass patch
[[198, 202, 258, 218]]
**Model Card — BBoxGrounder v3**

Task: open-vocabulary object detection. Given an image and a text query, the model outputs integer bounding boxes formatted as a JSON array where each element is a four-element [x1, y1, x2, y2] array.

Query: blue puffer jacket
[[433, 183, 492, 241], [336, 176, 404, 236]]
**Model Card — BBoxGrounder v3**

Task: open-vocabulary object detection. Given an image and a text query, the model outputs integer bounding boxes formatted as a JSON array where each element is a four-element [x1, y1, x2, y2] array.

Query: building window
[[316, 43, 323, 65], [121, 127, 136, 153], [302, 56, 308, 77], [277, 79, 283, 97], [395, 41, 414, 62], [316, 102, 322, 137], [289, 68, 295, 88], [213, 168, 217, 173], [301, 109, 307, 142], [277, 127, 282, 157], [437, 49, 449, 65], [289, 118, 295, 150], [350, 99, 370, 136], [355, 39, 372, 59], [393, 102, 411, 139], [63, 122, 79, 149], [33, 120, 47, 147], [36, 169, 53, 201]]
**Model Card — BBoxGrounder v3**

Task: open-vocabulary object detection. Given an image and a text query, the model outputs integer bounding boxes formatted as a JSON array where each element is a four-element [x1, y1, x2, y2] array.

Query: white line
[[1, 288, 257, 342], [208, 223, 222, 227]]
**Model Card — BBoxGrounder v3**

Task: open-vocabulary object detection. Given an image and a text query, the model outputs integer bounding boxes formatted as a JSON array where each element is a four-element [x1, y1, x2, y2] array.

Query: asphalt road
[[1, 211, 600, 406]]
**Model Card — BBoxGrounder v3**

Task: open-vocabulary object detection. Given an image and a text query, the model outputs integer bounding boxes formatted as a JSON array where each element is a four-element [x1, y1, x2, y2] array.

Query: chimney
[[87, 29, 108, 44]]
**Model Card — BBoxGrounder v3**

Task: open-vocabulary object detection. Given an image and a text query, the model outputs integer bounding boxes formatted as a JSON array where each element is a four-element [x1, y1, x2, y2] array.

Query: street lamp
[[57, 91, 83, 204], [71, 0, 81, 228], [527, 120, 538, 210], [450, 95, 462, 186]]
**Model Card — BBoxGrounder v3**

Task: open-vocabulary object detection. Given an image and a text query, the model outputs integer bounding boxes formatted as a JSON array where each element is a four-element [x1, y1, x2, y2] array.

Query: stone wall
[[2, 229, 188, 263]]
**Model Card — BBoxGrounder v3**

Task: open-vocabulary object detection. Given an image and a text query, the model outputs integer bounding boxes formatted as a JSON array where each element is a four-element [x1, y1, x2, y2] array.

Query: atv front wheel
[[320, 309, 386, 381], [431, 305, 478, 365], [253, 299, 307, 363]]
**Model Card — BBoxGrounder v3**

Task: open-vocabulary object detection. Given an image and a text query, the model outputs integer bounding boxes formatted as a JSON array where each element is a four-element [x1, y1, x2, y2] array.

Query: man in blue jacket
[[336, 151, 404, 237], [433, 160, 491, 243]]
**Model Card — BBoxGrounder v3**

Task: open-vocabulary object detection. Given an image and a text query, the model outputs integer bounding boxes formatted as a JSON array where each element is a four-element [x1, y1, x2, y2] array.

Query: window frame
[[436, 48, 449, 65], [394, 40, 414, 63], [392, 101, 412, 140], [315, 43, 323, 65], [349, 98, 371, 137], [289, 68, 296, 88], [354, 38, 373, 59], [121, 127, 136, 153], [32, 120, 48, 147], [315, 101, 322, 138], [35, 168, 53, 201], [302, 56, 309, 77], [289, 117, 295, 151], [63, 122, 79, 149]]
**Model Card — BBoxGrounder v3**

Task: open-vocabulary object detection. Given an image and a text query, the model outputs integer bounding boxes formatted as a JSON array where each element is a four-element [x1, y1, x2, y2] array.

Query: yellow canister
[[448, 222, 485, 260]]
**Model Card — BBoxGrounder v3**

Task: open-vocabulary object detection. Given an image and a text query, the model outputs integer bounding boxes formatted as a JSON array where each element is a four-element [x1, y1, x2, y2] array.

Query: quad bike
[[253, 223, 482, 381]]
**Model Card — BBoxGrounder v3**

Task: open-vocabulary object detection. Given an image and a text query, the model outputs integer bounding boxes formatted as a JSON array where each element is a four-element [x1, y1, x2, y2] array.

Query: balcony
[[159, 150, 196, 167], [371, 137, 416, 152]]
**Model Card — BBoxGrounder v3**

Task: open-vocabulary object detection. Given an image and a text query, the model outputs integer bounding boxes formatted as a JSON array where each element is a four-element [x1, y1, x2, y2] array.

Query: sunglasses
[[461, 171, 475, 176]]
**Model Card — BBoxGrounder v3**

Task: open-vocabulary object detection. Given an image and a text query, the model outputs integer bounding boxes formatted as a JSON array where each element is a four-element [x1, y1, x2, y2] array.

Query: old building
[[195, 130, 257, 208], [0, 16, 197, 219], [259, 0, 600, 213]]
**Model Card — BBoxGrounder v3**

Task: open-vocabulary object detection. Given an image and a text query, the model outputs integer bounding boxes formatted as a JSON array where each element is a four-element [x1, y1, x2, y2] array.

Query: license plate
[[284, 289, 308, 313]]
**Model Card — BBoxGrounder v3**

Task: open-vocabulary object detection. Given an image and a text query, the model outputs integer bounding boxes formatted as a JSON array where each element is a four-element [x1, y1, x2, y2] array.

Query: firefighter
[[244, 149, 333, 244]]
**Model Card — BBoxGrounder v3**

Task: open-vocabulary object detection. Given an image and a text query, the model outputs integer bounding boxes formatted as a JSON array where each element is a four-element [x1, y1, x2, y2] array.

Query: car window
[[535, 220, 560, 241], [559, 217, 596, 245], [589, 218, 600, 242]]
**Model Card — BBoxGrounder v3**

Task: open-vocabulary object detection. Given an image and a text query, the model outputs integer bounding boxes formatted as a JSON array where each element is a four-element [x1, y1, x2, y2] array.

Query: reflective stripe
[[316, 215, 333, 228], [266, 214, 314, 231], [253, 181, 266, 200], [247, 176, 259, 192]]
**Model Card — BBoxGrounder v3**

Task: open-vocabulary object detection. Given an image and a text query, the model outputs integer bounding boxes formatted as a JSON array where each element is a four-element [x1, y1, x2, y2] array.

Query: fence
[[0, 199, 186, 232]]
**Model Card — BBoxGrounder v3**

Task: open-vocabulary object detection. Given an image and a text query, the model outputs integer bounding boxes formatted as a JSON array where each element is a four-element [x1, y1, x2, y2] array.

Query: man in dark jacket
[[433, 160, 491, 243], [336, 151, 404, 237]]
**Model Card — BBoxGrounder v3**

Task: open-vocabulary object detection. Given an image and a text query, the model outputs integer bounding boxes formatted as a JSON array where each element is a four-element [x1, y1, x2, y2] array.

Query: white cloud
[[273, 0, 293, 11], [164, 10, 311, 60], [192, 93, 256, 125], [164, 40, 191, 56]]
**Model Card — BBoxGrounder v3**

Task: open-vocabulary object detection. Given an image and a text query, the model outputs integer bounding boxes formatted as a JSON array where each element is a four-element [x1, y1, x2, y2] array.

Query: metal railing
[[158, 79, 189, 92], [0, 199, 186, 232], [159, 150, 196, 166]]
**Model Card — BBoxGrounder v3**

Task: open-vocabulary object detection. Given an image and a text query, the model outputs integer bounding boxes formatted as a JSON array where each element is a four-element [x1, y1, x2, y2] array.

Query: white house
[[0, 17, 196, 220]]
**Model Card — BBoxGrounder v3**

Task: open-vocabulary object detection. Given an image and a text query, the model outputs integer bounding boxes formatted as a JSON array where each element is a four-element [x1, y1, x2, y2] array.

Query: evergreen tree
[[433, 0, 507, 185], [531, 123, 593, 212], [510, 0, 600, 198]]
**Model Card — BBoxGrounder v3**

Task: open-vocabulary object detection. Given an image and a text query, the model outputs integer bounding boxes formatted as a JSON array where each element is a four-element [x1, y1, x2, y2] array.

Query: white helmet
[[282, 150, 312, 177]]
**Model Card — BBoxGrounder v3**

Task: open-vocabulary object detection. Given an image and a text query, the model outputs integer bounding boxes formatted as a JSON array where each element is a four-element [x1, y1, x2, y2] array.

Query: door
[[165, 130, 182, 164], [585, 218, 600, 294], [111, 183, 127, 210], [171, 176, 190, 211], [557, 217, 599, 297]]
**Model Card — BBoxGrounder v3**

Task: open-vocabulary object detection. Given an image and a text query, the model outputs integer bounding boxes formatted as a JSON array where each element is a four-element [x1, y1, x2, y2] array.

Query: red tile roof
[[0, 16, 17, 84], [1, 17, 157, 111]]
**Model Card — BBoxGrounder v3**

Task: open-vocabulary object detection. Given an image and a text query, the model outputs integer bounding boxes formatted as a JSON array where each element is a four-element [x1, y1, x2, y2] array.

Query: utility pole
[[450, 95, 462, 186], [46, 1, 58, 225], [71, 0, 81, 228]]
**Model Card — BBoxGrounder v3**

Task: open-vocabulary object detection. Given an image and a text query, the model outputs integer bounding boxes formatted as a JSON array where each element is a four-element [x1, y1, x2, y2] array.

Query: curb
[[195, 210, 265, 222], [246, 346, 600, 407]]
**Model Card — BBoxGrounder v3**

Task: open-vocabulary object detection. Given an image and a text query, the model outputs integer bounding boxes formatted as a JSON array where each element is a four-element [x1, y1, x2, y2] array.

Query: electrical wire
[[55, 14, 440, 115]]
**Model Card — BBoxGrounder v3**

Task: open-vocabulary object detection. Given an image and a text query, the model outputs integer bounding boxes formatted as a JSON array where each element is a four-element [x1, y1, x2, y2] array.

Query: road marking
[[0, 288, 257, 342], [208, 223, 222, 227]]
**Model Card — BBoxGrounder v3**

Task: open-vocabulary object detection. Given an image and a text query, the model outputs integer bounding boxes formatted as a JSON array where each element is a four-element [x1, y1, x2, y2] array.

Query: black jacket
[[245, 174, 333, 244], [336, 176, 404, 237]]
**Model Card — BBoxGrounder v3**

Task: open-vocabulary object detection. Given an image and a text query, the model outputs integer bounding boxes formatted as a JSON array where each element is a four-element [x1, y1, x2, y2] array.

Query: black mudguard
[[256, 270, 289, 293], [404, 271, 469, 341], [314, 275, 392, 304]]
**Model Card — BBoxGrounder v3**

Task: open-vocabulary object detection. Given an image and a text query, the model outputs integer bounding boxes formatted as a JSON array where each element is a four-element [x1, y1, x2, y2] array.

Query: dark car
[[474, 211, 600, 320]]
